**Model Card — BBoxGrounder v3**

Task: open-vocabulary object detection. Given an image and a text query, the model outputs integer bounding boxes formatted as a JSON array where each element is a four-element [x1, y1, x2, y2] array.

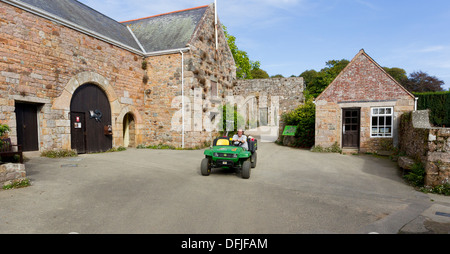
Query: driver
[[232, 129, 248, 151]]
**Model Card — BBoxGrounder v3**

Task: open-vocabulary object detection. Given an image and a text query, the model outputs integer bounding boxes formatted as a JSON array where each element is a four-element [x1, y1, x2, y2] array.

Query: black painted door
[[70, 112, 86, 154], [15, 103, 39, 151], [342, 108, 360, 148], [70, 84, 112, 153]]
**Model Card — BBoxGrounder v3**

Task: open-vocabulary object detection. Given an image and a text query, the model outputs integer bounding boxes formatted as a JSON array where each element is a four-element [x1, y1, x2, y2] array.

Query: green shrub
[[0, 124, 10, 147], [414, 91, 450, 127], [422, 183, 450, 196], [282, 98, 316, 148], [403, 162, 426, 187]]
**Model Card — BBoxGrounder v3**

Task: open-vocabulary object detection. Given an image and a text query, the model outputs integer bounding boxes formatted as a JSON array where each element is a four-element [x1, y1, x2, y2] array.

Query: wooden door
[[15, 103, 39, 151], [70, 112, 86, 154], [70, 84, 112, 153], [342, 108, 360, 148]]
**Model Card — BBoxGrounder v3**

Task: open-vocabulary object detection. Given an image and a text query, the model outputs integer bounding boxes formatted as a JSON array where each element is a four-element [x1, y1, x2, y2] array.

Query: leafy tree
[[299, 69, 318, 87], [300, 59, 350, 98], [383, 67, 408, 84], [271, 74, 284, 78], [223, 26, 260, 80], [403, 71, 445, 93], [250, 68, 270, 79]]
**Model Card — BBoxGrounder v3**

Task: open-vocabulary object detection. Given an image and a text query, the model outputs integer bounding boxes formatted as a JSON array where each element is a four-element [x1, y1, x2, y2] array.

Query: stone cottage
[[315, 49, 416, 153], [0, 0, 236, 153]]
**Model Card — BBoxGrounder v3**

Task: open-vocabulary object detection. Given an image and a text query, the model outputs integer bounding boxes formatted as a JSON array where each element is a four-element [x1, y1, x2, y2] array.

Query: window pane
[[386, 108, 392, 115], [385, 127, 392, 135], [345, 118, 351, 124], [352, 111, 358, 117], [372, 127, 378, 134], [352, 125, 357, 131], [372, 117, 378, 126], [346, 111, 351, 117], [373, 108, 379, 115], [352, 118, 358, 124], [379, 108, 385, 114], [379, 116, 385, 126], [386, 116, 392, 126]]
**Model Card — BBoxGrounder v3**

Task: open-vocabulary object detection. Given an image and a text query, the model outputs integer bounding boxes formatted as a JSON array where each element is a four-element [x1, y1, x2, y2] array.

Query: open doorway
[[123, 113, 136, 148]]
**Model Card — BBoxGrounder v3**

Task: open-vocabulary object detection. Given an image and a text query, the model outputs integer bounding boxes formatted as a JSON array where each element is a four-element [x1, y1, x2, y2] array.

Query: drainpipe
[[415, 97, 419, 111], [180, 50, 185, 149], [214, 0, 218, 51]]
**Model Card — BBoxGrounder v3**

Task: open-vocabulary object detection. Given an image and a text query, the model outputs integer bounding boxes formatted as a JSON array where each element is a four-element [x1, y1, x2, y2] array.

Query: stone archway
[[117, 106, 143, 148], [52, 72, 120, 150]]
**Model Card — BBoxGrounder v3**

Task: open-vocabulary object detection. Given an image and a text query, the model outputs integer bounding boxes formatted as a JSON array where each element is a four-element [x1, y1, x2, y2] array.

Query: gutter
[[145, 47, 190, 57], [2, 0, 144, 56]]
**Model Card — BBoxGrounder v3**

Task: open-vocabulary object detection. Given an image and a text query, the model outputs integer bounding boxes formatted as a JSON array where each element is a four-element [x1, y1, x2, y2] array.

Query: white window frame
[[370, 107, 394, 138]]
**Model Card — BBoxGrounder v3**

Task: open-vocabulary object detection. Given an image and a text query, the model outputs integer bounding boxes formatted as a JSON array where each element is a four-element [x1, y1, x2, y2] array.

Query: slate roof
[[122, 5, 209, 53], [15, 0, 142, 51]]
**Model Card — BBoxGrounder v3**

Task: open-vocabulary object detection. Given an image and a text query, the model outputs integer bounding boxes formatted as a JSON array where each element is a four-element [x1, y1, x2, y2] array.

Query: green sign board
[[282, 126, 298, 136]]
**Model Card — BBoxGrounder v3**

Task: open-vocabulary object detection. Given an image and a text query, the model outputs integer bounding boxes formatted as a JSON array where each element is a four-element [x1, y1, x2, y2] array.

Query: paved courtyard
[[0, 143, 449, 234]]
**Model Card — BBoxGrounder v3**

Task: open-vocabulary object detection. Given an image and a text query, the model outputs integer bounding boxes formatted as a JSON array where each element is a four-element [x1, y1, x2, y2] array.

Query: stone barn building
[[0, 0, 236, 153], [315, 49, 416, 153]]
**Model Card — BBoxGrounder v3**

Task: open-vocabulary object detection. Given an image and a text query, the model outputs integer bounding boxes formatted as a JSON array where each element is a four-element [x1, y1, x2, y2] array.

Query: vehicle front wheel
[[201, 158, 211, 176], [241, 160, 251, 179]]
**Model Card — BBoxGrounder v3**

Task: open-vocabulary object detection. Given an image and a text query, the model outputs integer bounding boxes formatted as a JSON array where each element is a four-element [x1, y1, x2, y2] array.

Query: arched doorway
[[123, 113, 136, 148], [70, 83, 112, 153]]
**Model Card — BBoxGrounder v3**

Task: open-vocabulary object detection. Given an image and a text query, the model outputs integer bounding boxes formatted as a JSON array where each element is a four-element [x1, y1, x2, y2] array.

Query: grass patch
[[137, 141, 211, 151], [311, 142, 342, 154], [41, 149, 78, 158], [2, 178, 31, 190], [106, 146, 127, 153], [420, 184, 450, 196]]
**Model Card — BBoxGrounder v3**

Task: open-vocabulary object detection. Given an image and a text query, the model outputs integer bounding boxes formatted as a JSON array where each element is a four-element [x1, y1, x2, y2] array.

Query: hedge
[[281, 98, 316, 148], [414, 91, 450, 127]]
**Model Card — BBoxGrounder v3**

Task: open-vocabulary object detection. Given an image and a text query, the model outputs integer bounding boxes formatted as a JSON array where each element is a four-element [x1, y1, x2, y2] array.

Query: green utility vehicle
[[201, 136, 257, 179]]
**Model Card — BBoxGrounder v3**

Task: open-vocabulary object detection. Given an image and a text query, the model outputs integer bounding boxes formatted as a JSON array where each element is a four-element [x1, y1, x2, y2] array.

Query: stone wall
[[399, 110, 450, 187], [141, 5, 236, 148], [0, 163, 26, 187], [233, 77, 304, 142], [234, 77, 305, 114], [0, 2, 237, 151]]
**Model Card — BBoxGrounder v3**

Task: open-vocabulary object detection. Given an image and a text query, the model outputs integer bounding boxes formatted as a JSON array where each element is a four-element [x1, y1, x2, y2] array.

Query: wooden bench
[[0, 138, 23, 164]]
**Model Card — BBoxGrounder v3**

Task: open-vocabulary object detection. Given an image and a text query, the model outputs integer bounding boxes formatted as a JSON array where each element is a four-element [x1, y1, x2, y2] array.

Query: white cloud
[[418, 45, 446, 53]]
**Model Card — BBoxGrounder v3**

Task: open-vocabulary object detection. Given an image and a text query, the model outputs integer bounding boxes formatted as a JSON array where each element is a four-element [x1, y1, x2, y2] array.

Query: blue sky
[[79, 0, 450, 90]]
